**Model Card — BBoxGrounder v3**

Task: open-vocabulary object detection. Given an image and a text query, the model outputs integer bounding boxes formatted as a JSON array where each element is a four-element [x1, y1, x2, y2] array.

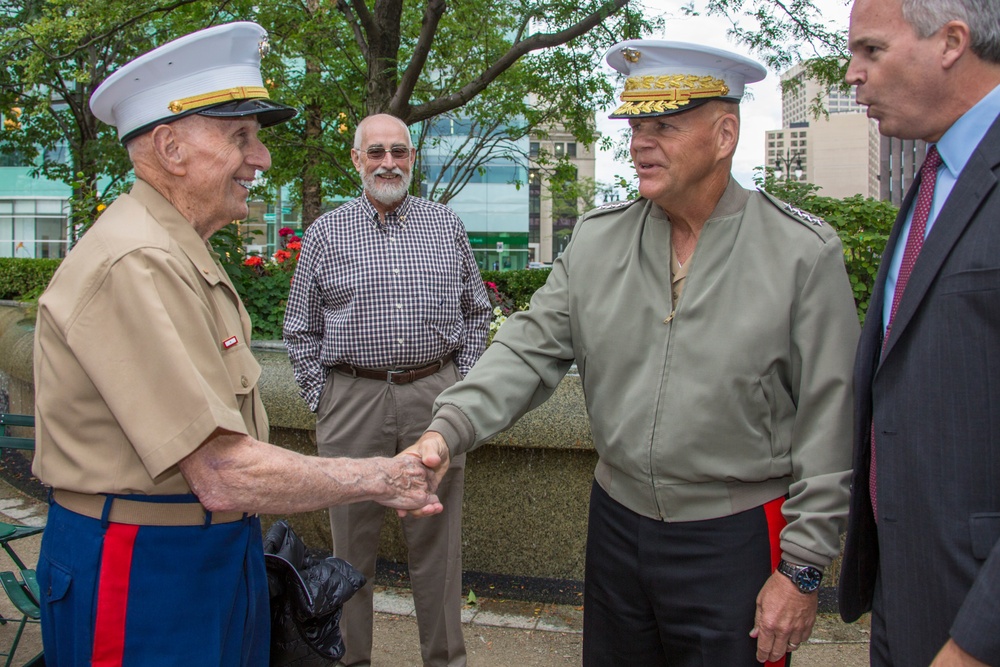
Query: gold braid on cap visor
[[610, 74, 730, 115], [167, 86, 270, 114]]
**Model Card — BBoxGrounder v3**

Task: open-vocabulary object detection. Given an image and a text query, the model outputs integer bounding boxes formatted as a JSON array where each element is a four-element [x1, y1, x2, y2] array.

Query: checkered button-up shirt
[[284, 194, 491, 411]]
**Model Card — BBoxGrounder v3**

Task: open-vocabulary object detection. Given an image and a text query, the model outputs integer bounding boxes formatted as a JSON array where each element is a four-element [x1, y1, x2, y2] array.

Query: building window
[[567, 142, 577, 158], [0, 199, 68, 259], [529, 142, 539, 158], [554, 143, 565, 157]]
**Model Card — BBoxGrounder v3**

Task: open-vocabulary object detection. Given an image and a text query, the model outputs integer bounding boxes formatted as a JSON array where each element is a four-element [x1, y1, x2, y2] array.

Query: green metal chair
[[0, 569, 43, 666], [0, 414, 44, 665], [0, 414, 44, 571]]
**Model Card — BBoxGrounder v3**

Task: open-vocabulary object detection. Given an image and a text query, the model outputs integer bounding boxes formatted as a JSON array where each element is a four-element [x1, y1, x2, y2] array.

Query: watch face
[[794, 567, 822, 593]]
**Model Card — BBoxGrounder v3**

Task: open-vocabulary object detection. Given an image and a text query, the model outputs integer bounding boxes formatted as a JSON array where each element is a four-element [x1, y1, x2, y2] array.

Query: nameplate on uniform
[[222, 336, 239, 349]]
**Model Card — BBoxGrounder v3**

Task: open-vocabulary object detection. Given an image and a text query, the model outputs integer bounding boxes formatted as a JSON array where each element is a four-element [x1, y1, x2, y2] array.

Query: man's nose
[[845, 57, 864, 87], [250, 138, 272, 171], [630, 129, 654, 151]]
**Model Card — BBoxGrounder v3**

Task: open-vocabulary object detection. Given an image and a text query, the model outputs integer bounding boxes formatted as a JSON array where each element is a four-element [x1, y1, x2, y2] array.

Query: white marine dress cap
[[90, 21, 297, 142], [605, 39, 767, 118]]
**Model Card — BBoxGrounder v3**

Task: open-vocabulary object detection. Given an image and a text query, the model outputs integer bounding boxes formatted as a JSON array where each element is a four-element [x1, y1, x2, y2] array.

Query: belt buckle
[[386, 369, 405, 384]]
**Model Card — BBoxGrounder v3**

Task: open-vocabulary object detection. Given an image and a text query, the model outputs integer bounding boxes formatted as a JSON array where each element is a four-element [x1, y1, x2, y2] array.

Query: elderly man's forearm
[[179, 431, 439, 514]]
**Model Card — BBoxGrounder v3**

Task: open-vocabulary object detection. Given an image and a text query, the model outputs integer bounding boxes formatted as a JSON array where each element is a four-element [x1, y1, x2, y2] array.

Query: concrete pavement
[[0, 478, 870, 666]]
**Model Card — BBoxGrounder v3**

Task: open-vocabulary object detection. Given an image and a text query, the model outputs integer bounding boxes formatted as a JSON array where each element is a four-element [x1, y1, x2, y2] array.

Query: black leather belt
[[333, 355, 452, 385]]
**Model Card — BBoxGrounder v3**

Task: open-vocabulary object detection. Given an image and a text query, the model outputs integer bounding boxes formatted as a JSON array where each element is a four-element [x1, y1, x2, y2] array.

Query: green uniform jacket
[[430, 179, 859, 568]]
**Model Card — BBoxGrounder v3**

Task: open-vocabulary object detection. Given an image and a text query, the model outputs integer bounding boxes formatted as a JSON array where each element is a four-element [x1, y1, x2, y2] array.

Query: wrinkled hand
[[749, 572, 818, 662], [395, 431, 451, 518], [930, 639, 989, 666], [375, 453, 443, 516]]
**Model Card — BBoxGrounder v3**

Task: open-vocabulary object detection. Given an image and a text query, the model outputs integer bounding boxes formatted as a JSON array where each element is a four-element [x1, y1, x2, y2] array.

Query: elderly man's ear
[[149, 124, 188, 176]]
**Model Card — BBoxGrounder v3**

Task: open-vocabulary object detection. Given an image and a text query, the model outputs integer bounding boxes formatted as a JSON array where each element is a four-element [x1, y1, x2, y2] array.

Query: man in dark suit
[[840, 0, 1000, 665]]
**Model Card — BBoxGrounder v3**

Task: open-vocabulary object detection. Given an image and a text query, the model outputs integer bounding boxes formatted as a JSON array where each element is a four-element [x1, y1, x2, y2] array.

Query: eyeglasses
[[363, 146, 412, 160]]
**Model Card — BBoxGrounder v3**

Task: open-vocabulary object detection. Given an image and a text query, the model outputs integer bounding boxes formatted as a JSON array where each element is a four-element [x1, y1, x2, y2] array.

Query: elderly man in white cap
[[403, 40, 860, 665], [32, 22, 443, 666]]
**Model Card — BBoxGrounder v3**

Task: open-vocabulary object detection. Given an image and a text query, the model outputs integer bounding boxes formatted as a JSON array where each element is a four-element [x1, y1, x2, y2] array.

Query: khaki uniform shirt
[[33, 180, 267, 495], [430, 179, 860, 569]]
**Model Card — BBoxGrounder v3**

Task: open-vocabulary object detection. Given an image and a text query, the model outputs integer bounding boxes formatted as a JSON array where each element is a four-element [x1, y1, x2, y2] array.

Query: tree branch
[[392, 0, 447, 114], [337, 0, 372, 61], [407, 0, 629, 123]]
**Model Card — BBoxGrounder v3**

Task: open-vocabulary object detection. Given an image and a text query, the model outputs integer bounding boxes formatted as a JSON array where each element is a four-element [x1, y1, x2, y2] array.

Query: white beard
[[363, 166, 412, 207]]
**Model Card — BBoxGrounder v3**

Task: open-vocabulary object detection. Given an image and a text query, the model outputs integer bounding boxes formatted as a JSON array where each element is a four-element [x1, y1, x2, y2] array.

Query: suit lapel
[[879, 117, 1000, 364]]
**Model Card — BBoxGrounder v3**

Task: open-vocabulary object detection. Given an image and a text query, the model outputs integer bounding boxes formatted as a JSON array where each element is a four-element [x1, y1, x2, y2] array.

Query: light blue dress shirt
[[882, 83, 1000, 334]]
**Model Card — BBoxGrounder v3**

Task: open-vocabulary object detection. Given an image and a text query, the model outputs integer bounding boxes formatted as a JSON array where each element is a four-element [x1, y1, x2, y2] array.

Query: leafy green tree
[[0, 0, 656, 232], [258, 0, 657, 226], [0, 0, 254, 241]]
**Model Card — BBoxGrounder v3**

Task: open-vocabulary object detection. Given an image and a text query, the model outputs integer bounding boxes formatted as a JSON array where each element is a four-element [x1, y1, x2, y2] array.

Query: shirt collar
[[359, 192, 411, 225], [129, 179, 223, 286], [935, 82, 1000, 178]]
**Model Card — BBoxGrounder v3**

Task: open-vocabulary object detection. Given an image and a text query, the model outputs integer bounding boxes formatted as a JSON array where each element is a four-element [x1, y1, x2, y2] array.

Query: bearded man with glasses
[[284, 113, 491, 667]]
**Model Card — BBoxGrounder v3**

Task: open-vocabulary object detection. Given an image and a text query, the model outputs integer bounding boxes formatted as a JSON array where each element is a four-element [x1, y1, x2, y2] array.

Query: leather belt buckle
[[386, 369, 411, 384]]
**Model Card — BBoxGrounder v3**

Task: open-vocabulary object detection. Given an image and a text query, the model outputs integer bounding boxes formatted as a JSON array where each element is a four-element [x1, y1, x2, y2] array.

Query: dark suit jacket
[[839, 113, 1000, 665]]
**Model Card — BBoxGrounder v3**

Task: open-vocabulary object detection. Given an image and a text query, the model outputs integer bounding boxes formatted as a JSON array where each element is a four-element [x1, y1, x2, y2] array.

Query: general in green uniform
[[408, 39, 860, 666]]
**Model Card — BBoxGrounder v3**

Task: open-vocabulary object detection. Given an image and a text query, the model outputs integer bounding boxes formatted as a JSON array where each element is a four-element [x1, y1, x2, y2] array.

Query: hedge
[[0, 258, 61, 301]]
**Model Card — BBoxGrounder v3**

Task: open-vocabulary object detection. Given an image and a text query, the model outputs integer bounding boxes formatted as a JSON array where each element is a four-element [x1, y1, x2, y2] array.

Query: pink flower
[[278, 227, 294, 237]]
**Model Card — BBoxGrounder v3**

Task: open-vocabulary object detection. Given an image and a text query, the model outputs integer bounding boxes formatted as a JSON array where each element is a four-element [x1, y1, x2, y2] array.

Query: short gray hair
[[353, 114, 411, 150], [902, 0, 1000, 63]]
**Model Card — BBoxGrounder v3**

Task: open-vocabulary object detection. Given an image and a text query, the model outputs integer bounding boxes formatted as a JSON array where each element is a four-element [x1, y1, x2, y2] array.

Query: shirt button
[[397, 338, 404, 345], [396, 303, 402, 310], [241, 376, 249, 388], [393, 268, 400, 275]]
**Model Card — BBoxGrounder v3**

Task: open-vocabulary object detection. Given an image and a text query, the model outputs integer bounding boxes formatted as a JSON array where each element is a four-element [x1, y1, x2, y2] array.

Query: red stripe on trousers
[[763, 496, 788, 667], [91, 523, 139, 666]]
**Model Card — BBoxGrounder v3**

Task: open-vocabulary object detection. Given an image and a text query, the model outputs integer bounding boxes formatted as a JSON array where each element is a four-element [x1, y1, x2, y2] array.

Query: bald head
[[354, 114, 411, 151]]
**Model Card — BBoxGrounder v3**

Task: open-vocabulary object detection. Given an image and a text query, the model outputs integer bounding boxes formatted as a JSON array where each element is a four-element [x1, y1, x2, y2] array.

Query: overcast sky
[[594, 0, 853, 192]]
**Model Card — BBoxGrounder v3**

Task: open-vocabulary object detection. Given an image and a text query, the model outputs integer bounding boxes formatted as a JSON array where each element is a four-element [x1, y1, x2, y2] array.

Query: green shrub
[[480, 268, 551, 309], [212, 223, 298, 341], [0, 258, 61, 301], [803, 194, 897, 319], [1, 183, 899, 337]]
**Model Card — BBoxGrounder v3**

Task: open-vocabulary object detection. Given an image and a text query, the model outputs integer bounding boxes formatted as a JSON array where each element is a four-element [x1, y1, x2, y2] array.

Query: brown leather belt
[[53, 489, 246, 526], [333, 354, 452, 385]]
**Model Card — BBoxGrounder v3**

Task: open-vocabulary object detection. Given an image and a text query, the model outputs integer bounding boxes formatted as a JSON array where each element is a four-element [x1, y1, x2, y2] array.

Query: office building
[[527, 126, 597, 264], [765, 62, 926, 203]]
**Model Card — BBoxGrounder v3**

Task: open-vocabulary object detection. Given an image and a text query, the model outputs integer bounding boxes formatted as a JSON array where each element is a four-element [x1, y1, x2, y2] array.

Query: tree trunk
[[300, 92, 324, 228]]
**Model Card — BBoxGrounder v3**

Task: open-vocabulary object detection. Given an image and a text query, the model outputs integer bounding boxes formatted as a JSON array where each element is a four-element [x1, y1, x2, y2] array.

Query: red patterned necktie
[[870, 145, 943, 520]]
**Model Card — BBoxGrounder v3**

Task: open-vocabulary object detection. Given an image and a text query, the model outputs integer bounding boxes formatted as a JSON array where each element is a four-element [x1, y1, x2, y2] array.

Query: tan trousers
[[316, 361, 467, 667]]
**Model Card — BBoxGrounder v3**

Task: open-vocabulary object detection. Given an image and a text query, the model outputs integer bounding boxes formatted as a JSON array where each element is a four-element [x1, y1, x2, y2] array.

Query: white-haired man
[[284, 113, 491, 667]]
